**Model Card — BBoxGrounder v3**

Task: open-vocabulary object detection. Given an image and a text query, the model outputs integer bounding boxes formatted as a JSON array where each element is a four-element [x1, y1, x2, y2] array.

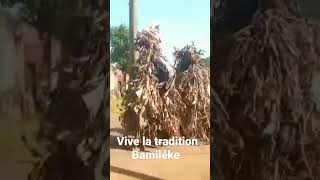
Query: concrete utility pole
[[129, 0, 138, 78]]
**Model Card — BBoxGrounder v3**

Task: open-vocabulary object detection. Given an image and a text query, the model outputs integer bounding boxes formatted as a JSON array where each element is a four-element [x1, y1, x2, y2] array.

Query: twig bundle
[[120, 27, 181, 142], [174, 43, 210, 143], [214, 8, 320, 180], [120, 29, 210, 145]]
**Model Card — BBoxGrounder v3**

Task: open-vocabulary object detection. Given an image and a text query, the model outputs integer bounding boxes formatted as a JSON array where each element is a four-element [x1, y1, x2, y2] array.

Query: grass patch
[[110, 96, 123, 114]]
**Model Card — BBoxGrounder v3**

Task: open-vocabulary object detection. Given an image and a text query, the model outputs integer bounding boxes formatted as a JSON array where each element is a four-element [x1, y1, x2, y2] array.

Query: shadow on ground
[[110, 128, 159, 150], [111, 165, 164, 180], [110, 128, 127, 150]]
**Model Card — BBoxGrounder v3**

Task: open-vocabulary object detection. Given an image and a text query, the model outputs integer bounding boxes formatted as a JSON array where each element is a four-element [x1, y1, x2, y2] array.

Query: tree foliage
[[110, 24, 129, 72], [203, 56, 210, 68]]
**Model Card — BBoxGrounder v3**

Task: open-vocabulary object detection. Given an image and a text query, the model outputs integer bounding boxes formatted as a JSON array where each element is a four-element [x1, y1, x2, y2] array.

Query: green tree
[[203, 56, 210, 69], [110, 24, 129, 72]]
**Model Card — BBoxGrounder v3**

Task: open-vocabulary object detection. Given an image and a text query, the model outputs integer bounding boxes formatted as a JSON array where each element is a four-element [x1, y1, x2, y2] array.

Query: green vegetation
[[111, 24, 130, 73], [110, 97, 123, 115], [203, 56, 210, 69]]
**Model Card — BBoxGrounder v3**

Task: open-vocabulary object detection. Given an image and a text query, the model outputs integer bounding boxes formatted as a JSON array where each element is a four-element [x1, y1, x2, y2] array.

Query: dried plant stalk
[[120, 28, 210, 146], [214, 9, 320, 180]]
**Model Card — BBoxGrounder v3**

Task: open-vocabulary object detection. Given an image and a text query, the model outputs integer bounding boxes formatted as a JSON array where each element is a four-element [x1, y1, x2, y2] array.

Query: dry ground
[[110, 106, 210, 180], [0, 98, 210, 180]]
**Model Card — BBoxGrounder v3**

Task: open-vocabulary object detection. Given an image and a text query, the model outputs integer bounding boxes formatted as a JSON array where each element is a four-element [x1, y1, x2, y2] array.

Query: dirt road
[[110, 113, 210, 180]]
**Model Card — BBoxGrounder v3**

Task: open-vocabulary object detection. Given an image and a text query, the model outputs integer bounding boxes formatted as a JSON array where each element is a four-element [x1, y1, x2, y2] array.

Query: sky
[[110, 0, 210, 64]]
